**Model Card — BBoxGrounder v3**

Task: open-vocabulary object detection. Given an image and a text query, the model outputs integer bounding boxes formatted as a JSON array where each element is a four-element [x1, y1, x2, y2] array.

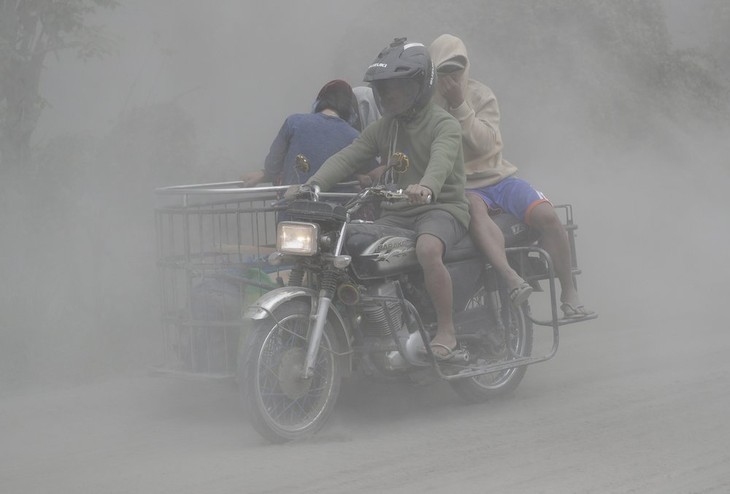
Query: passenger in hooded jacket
[[429, 34, 593, 318]]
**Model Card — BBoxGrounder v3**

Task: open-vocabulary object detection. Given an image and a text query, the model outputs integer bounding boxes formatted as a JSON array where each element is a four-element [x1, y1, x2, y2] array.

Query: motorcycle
[[240, 182, 596, 443]]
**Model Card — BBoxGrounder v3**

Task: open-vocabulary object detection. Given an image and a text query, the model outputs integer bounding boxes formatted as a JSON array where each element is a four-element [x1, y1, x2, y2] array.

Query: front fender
[[244, 286, 353, 375], [244, 286, 318, 320]]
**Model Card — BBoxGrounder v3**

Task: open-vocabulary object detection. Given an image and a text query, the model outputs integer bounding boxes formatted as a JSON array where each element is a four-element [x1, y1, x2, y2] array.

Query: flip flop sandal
[[509, 281, 534, 307], [429, 343, 458, 362], [561, 303, 595, 319]]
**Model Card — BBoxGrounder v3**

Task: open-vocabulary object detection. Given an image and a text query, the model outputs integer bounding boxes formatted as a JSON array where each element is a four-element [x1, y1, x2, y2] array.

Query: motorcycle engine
[[361, 281, 402, 337]]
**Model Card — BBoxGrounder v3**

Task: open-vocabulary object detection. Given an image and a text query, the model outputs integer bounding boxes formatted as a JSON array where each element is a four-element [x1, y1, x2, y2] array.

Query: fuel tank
[[346, 223, 420, 279]]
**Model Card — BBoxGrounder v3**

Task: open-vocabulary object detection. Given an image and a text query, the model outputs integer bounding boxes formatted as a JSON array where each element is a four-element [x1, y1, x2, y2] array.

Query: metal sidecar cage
[[153, 181, 356, 379], [154, 182, 278, 378]]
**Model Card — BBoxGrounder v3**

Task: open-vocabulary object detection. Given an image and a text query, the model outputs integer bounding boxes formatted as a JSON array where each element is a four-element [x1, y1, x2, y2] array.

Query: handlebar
[[273, 184, 432, 212], [342, 186, 431, 217], [370, 187, 432, 204]]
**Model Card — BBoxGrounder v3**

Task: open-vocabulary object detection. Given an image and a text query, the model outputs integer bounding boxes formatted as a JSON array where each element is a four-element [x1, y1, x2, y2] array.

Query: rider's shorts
[[467, 176, 551, 225], [376, 209, 466, 254]]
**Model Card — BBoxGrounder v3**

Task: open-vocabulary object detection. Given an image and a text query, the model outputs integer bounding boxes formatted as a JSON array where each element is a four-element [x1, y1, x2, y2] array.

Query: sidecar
[[153, 182, 284, 378], [152, 181, 595, 379]]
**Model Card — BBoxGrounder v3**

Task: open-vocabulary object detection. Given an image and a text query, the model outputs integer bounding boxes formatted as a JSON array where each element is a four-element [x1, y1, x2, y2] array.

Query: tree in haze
[[704, 0, 730, 76], [0, 0, 117, 172], [340, 0, 729, 150], [0, 0, 119, 391]]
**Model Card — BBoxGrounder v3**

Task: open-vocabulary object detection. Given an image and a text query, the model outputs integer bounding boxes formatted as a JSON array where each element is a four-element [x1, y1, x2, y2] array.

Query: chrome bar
[[303, 291, 332, 379], [334, 222, 347, 256], [155, 181, 359, 195]]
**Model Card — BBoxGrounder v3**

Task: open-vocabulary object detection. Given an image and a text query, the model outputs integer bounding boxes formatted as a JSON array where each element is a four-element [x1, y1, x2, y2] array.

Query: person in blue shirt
[[241, 79, 369, 188]]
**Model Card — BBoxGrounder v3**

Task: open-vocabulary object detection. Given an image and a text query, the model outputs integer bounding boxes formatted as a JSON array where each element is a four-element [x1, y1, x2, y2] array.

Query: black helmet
[[363, 37, 435, 119]]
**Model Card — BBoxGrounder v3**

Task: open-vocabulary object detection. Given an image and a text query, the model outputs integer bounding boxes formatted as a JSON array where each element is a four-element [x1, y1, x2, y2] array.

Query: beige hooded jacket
[[429, 34, 518, 188]]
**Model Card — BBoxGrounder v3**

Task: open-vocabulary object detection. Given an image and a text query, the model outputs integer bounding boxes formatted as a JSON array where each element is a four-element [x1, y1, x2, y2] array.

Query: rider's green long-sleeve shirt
[[307, 102, 470, 228]]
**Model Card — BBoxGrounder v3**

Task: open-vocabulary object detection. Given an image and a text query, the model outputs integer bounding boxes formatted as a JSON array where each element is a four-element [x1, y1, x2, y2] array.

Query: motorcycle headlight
[[277, 221, 319, 256]]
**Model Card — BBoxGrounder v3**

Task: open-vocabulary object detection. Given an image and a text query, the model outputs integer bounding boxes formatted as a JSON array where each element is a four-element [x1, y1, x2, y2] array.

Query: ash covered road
[[3, 308, 729, 494]]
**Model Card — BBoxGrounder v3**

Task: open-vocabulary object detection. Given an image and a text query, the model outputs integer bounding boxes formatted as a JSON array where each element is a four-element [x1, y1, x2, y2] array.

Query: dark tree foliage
[[0, 0, 117, 171]]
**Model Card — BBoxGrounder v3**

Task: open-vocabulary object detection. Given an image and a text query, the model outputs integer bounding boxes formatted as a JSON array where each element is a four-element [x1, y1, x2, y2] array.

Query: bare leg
[[467, 193, 525, 292], [527, 202, 583, 307], [416, 234, 456, 355]]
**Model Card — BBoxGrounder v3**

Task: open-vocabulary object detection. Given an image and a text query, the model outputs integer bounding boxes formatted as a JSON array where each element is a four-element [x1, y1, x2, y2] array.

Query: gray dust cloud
[[1, 1, 729, 492]]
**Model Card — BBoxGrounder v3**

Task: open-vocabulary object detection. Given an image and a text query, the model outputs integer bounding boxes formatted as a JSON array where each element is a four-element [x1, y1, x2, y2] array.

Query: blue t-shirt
[[264, 112, 364, 186]]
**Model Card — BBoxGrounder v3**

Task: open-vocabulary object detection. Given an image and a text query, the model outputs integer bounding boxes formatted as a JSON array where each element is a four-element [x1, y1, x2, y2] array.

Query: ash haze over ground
[[1, 1, 730, 492]]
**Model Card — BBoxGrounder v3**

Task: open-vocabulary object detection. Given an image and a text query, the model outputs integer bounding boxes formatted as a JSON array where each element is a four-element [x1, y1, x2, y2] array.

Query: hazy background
[[1, 0, 729, 395]]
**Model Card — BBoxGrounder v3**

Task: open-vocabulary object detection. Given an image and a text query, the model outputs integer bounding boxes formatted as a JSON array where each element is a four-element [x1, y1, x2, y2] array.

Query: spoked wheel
[[450, 288, 533, 403], [240, 300, 342, 442]]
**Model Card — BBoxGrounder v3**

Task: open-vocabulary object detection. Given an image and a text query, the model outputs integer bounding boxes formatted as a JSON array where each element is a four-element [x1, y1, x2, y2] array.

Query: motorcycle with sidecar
[[236, 182, 597, 442]]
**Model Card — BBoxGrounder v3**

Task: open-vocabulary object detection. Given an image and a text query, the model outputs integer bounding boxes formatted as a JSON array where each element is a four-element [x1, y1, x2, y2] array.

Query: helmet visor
[[372, 79, 419, 117]]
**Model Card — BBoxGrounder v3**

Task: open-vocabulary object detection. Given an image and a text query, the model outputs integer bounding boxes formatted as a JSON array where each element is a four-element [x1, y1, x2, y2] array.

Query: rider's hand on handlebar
[[283, 185, 300, 200], [356, 174, 373, 189], [405, 184, 433, 204], [284, 183, 320, 201]]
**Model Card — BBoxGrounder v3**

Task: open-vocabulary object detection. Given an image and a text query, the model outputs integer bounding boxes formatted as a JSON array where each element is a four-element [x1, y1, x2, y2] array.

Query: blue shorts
[[467, 176, 550, 224]]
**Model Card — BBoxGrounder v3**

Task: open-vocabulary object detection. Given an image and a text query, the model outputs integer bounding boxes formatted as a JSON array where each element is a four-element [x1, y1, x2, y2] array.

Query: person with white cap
[[351, 86, 382, 132]]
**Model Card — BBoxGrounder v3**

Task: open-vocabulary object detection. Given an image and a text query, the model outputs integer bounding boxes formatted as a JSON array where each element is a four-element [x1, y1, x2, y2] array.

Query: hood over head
[[429, 34, 471, 108]]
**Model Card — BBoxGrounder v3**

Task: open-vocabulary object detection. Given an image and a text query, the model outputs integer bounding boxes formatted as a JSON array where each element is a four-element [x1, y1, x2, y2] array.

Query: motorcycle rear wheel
[[240, 300, 342, 442], [450, 291, 533, 403]]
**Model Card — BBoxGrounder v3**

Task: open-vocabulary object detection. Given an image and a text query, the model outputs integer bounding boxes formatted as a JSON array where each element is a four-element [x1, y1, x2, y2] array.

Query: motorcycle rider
[[429, 34, 594, 318], [299, 38, 470, 360]]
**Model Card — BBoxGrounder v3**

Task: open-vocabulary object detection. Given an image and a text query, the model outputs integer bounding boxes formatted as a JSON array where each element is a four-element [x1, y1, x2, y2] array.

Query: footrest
[[531, 312, 598, 327], [438, 355, 549, 381]]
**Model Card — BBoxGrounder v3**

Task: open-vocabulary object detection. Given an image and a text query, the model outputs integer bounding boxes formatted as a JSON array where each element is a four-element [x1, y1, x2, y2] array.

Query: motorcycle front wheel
[[240, 300, 343, 442], [450, 290, 533, 403]]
